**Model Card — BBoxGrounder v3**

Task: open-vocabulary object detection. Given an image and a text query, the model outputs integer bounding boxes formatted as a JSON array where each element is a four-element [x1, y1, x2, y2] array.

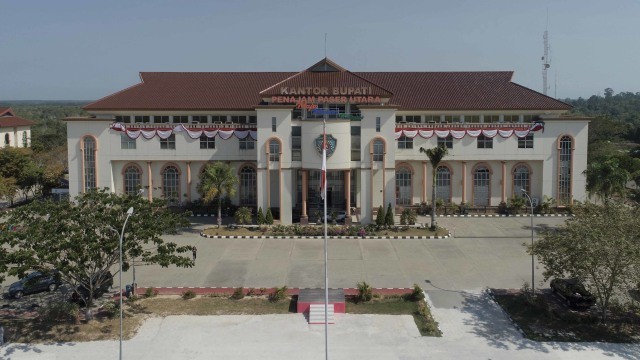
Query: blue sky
[[1, 0, 638, 100]]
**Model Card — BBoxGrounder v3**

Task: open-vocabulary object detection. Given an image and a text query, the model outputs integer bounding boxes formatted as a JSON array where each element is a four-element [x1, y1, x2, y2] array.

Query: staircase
[[308, 303, 335, 324]]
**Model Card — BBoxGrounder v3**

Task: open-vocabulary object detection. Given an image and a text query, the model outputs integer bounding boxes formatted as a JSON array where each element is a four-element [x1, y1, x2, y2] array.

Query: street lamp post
[[521, 189, 535, 296], [119, 207, 134, 360]]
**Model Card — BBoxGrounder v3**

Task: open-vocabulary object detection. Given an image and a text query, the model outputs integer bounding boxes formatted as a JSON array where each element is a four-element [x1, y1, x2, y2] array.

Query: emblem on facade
[[315, 134, 337, 158]]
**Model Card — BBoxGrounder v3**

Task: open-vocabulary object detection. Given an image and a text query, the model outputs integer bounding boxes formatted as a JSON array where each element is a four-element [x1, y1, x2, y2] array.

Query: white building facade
[[66, 59, 588, 224], [0, 107, 33, 148]]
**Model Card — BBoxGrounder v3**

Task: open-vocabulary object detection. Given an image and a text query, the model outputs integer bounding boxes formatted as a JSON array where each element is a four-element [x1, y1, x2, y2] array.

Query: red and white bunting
[[110, 123, 258, 140], [393, 125, 542, 140]]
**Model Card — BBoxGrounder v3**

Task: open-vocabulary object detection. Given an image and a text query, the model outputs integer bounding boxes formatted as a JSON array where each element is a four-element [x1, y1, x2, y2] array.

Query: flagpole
[[323, 112, 329, 360]]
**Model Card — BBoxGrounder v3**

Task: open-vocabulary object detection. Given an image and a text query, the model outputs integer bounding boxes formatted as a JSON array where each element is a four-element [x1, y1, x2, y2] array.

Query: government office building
[[66, 58, 589, 224]]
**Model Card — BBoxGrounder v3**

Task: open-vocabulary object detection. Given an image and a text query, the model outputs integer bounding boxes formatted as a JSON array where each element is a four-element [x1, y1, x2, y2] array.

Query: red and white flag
[[320, 131, 327, 200]]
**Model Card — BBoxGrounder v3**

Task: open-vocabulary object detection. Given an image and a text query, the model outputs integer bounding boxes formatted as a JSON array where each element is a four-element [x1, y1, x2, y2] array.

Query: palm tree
[[583, 158, 629, 204], [419, 146, 448, 230], [197, 162, 239, 228]]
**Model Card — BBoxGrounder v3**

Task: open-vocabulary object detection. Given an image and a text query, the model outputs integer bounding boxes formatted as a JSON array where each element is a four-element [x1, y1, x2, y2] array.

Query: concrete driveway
[[129, 216, 567, 291]]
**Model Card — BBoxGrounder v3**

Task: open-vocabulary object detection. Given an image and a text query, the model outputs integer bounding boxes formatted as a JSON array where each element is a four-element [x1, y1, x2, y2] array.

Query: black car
[[71, 271, 114, 305], [6, 270, 62, 299], [550, 278, 596, 309]]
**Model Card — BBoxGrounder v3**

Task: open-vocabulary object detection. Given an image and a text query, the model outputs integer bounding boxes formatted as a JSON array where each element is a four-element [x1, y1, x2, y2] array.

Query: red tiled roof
[[0, 116, 36, 128], [0, 107, 14, 116], [84, 61, 571, 111]]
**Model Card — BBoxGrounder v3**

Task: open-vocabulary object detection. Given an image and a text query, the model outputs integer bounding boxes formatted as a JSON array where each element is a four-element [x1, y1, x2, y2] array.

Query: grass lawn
[[346, 296, 441, 337], [1, 294, 441, 343], [493, 291, 640, 343], [202, 226, 449, 237]]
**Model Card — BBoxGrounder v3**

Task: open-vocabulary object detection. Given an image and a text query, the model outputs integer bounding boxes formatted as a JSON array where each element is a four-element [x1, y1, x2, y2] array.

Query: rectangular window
[[192, 115, 208, 123], [484, 115, 500, 123], [231, 115, 247, 124], [160, 134, 176, 149], [115, 116, 131, 123], [523, 115, 537, 122], [465, 115, 480, 123], [438, 135, 453, 149], [22, 132, 27, 147], [121, 134, 136, 149], [134, 116, 150, 123], [154, 116, 169, 124], [518, 134, 534, 149], [395, 116, 403, 123], [200, 135, 215, 149], [272, 117, 277, 132], [249, 115, 257, 124], [405, 115, 421, 123], [425, 115, 440, 123], [503, 115, 519, 123], [291, 126, 301, 161], [173, 116, 189, 124], [293, 108, 303, 120], [239, 137, 256, 150], [477, 134, 493, 149], [211, 115, 227, 123], [397, 135, 413, 149], [376, 117, 381, 132], [444, 115, 460, 123], [351, 126, 361, 161]]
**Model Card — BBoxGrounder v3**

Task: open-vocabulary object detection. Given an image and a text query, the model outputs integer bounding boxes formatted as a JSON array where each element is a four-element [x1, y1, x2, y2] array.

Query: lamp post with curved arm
[[521, 189, 535, 296], [119, 207, 134, 360]]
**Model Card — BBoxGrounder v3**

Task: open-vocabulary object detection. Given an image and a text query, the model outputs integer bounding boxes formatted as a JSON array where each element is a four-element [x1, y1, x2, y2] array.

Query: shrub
[[38, 301, 80, 323], [101, 301, 120, 319], [509, 196, 525, 214], [435, 198, 444, 214], [145, 287, 158, 298], [497, 201, 508, 215], [385, 203, 394, 227], [234, 207, 252, 225], [182, 290, 196, 300], [407, 283, 425, 301], [356, 281, 373, 303], [231, 287, 245, 300], [265, 209, 274, 225], [268, 286, 288, 302], [400, 208, 417, 225], [257, 207, 265, 225], [375, 205, 386, 227]]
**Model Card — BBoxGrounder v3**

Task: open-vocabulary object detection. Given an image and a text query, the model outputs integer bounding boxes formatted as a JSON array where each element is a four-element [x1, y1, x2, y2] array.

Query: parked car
[[550, 278, 596, 309], [70, 271, 114, 305], [335, 211, 347, 223], [5, 270, 62, 299]]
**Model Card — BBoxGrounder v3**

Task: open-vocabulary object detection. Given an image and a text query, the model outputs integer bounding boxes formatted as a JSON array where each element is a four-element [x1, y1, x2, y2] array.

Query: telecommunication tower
[[541, 15, 551, 95]]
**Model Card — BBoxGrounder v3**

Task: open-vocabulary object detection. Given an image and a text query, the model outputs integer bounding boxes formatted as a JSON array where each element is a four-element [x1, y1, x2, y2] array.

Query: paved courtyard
[[132, 216, 567, 291]]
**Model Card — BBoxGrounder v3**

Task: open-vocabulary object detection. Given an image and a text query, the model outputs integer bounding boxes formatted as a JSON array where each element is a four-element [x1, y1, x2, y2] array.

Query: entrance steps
[[308, 303, 335, 324]]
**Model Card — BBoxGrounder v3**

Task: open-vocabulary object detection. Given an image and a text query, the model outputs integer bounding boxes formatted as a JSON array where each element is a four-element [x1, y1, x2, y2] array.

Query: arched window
[[82, 136, 97, 191], [123, 165, 142, 196], [373, 139, 384, 161], [22, 132, 27, 147], [435, 166, 451, 203], [162, 165, 180, 205], [558, 136, 573, 205], [513, 164, 530, 196], [396, 167, 412, 205], [239, 165, 257, 206], [269, 140, 280, 162], [4, 133, 9, 146], [473, 165, 491, 206]]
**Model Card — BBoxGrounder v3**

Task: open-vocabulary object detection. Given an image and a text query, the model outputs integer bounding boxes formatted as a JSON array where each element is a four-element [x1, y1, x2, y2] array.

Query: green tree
[[234, 207, 252, 225], [375, 205, 385, 227], [529, 202, 640, 322], [583, 158, 630, 203], [385, 203, 394, 227], [256, 207, 265, 225], [197, 162, 239, 228], [0, 189, 193, 307], [419, 146, 448, 230], [265, 209, 274, 225], [0, 176, 18, 205]]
